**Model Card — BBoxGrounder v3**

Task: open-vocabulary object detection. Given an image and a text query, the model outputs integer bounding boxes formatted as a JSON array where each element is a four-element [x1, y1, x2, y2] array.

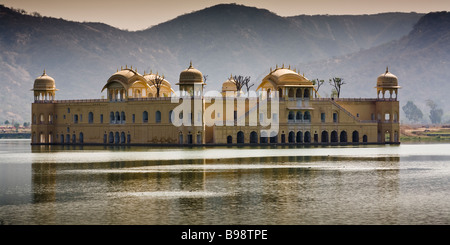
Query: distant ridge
[[0, 4, 432, 123], [302, 11, 450, 117]]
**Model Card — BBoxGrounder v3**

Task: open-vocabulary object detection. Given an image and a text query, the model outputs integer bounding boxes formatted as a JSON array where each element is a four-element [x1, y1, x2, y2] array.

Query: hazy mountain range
[[0, 3, 448, 123]]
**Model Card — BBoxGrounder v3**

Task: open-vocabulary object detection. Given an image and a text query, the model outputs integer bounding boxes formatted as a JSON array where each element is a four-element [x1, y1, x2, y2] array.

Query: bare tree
[[233, 75, 253, 93], [312, 79, 324, 98], [149, 73, 165, 97], [329, 77, 346, 98]]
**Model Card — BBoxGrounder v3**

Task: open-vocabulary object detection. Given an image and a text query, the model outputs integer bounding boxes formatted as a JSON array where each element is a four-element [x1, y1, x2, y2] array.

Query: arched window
[[196, 133, 202, 144], [304, 89, 310, 98], [155, 110, 161, 123], [115, 111, 120, 122], [288, 131, 295, 143], [331, 131, 338, 142], [88, 112, 94, 124], [340, 131, 347, 142], [363, 135, 368, 143], [110, 112, 115, 124], [250, 131, 258, 143], [288, 88, 294, 98], [39, 132, 45, 143], [304, 131, 311, 143], [227, 135, 233, 144], [321, 131, 329, 143], [143, 111, 148, 123], [296, 89, 302, 98], [121, 132, 126, 144], [79, 132, 84, 143], [74, 114, 79, 124], [352, 131, 359, 143], [296, 111, 302, 121], [385, 131, 391, 142], [72, 134, 76, 144], [260, 131, 268, 143], [115, 132, 120, 144], [109, 132, 114, 144], [48, 132, 53, 143], [296, 131, 303, 143], [288, 111, 295, 120], [121, 111, 126, 123], [304, 111, 311, 121], [40, 114, 45, 124], [237, 131, 244, 144]]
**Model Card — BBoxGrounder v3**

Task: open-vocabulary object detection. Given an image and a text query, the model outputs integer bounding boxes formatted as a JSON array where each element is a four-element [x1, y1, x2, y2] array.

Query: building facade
[[31, 64, 400, 145]]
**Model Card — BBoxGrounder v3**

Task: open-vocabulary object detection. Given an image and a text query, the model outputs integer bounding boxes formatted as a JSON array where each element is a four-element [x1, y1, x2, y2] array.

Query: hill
[[302, 11, 450, 122], [0, 3, 424, 123]]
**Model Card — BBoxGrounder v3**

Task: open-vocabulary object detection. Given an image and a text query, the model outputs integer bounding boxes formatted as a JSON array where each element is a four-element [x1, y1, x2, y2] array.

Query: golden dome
[[178, 62, 204, 84], [108, 68, 139, 84], [257, 66, 312, 91], [222, 75, 237, 92], [376, 67, 400, 88], [33, 70, 56, 90]]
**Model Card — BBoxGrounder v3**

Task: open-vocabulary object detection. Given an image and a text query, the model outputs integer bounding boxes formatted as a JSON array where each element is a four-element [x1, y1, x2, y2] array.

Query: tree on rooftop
[[329, 77, 345, 98], [149, 73, 165, 98], [312, 79, 324, 98], [233, 75, 253, 93]]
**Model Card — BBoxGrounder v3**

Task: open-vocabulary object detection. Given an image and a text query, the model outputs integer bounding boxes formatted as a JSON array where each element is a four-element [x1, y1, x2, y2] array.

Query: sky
[[1, 0, 449, 31]]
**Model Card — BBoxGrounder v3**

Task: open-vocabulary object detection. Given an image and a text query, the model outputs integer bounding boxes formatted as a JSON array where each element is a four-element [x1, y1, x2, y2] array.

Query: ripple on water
[[109, 191, 232, 199]]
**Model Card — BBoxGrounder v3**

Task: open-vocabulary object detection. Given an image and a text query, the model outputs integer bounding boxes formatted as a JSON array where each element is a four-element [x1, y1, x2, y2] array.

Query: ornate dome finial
[[43, 69, 46, 75], [386, 66, 389, 74], [189, 60, 193, 69]]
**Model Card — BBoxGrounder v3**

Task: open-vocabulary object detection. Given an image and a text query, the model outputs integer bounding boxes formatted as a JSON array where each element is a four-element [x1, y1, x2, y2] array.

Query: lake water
[[0, 139, 449, 225]]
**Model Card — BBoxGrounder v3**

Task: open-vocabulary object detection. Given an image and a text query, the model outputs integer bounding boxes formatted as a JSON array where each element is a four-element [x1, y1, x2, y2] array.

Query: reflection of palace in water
[[31, 63, 400, 146]]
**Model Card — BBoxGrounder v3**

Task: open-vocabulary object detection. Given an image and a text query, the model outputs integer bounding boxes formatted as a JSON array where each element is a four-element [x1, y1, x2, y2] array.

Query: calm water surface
[[0, 139, 449, 225]]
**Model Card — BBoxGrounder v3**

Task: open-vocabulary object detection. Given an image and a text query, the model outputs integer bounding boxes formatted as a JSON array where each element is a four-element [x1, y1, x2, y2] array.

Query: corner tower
[[177, 62, 205, 96], [32, 70, 58, 101], [375, 67, 400, 143], [31, 70, 57, 144], [376, 67, 400, 100]]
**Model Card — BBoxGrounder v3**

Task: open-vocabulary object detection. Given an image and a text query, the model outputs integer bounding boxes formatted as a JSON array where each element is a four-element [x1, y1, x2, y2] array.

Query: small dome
[[222, 75, 237, 92], [377, 67, 399, 88], [33, 70, 56, 90], [178, 62, 204, 84]]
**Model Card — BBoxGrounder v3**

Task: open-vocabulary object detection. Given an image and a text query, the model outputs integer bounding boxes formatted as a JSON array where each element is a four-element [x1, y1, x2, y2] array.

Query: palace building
[[31, 63, 400, 145]]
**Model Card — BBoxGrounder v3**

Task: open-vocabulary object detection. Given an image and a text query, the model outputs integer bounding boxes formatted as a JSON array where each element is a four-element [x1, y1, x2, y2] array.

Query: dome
[[376, 67, 400, 88], [178, 62, 204, 84], [257, 66, 312, 91], [108, 68, 140, 84], [102, 67, 140, 92], [33, 70, 56, 90], [222, 75, 237, 92]]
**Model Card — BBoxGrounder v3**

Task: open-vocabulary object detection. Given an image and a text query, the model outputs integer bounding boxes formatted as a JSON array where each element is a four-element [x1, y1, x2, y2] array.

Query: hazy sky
[[1, 0, 449, 30]]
